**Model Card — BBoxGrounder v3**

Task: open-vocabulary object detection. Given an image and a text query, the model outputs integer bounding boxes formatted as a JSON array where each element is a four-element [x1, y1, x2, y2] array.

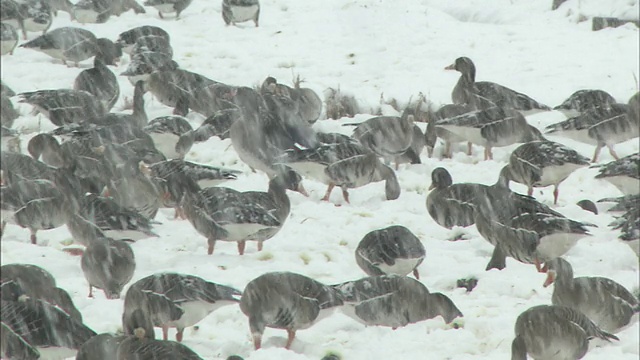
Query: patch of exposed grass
[[257, 252, 273, 261], [300, 253, 311, 265]]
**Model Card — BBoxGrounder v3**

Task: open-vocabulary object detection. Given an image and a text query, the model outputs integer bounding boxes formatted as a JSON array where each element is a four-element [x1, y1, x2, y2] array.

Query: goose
[[81, 237, 136, 299], [435, 106, 545, 160], [445, 57, 550, 113], [426, 167, 488, 229], [500, 140, 591, 204], [346, 114, 416, 169], [331, 275, 463, 329], [279, 143, 400, 204], [19, 27, 121, 66], [1, 0, 52, 40], [0, 93, 19, 128], [149, 159, 240, 218], [426, 103, 475, 158], [183, 82, 238, 117], [592, 153, 639, 195], [473, 167, 594, 272], [66, 193, 159, 244], [115, 25, 170, 55], [143, 0, 193, 19], [0, 22, 18, 55], [554, 89, 617, 117], [143, 115, 194, 159], [0, 263, 83, 321], [1, 177, 76, 245], [18, 89, 105, 126], [0, 151, 59, 184], [240, 271, 343, 349], [1, 297, 96, 359], [182, 168, 305, 255], [123, 273, 241, 342], [512, 304, 618, 360], [1, 126, 20, 153], [355, 225, 425, 279], [116, 327, 204, 360], [598, 194, 639, 213], [72, 0, 111, 23], [74, 56, 121, 112], [544, 92, 640, 162], [543, 257, 639, 333], [76, 333, 126, 360], [27, 130, 103, 175], [193, 108, 241, 142], [222, 0, 260, 27]]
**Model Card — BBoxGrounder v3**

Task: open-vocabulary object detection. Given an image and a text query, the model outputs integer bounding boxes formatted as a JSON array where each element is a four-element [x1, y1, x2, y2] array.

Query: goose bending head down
[[240, 272, 344, 350], [332, 275, 463, 329], [512, 304, 618, 360]]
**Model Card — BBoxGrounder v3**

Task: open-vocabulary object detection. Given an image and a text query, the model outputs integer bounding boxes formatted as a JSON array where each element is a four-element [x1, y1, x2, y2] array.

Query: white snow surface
[[1, 0, 639, 359]]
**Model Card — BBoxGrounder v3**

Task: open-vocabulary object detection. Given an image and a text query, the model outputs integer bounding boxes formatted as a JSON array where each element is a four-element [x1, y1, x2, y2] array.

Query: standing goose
[[355, 225, 425, 279], [500, 140, 591, 204], [222, 0, 260, 27], [426, 167, 488, 229], [1, 0, 52, 40], [474, 167, 594, 272], [120, 51, 178, 86], [554, 89, 617, 117], [240, 272, 344, 350], [279, 143, 400, 204], [81, 237, 136, 299], [74, 56, 120, 112], [0, 263, 83, 321], [592, 153, 639, 195], [332, 275, 463, 329], [0, 22, 18, 55], [145, 68, 217, 113], [260, 76, 323, 124], [182, 168, 305, 255], [123, 273, 241, 342], [435, 106, 545, 160], [609, 205, 639, 257], [143, 115, 194, 159], [143, 0, 193, 19], [543, 257, 640, 333], [18, 89, 105, 126], [130, 34, 173, 59], [445, 57, 551, 113], [1, 297, 97, 359], [512, 304, 618, 360], [115, 25, 170, 55], [19, 27, 120, 66], [346, 114, 416, 169], [544, 92, 640, 162]]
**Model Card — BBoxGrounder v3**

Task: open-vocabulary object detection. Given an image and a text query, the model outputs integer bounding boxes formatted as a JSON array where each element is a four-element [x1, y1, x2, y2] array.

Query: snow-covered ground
[[1, 0, 639, 359]]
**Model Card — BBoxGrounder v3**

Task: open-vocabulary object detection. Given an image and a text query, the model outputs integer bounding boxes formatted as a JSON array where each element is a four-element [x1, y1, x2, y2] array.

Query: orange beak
[[444, 64, 455, 70], [428, 183, 435, 191], [297, 183, 309, 197], [543, 270, 556, 288]]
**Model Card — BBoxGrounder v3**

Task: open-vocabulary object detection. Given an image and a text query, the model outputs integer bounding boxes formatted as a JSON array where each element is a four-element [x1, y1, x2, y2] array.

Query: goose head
[[445, 57, 476, 82], [428, 167, 453, 191], [96, 38, 123, 66], [543, 257, 573, 288]]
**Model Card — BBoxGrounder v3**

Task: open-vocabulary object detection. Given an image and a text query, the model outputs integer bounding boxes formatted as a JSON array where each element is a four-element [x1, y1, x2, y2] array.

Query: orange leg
[[285, 329, 296, 349], [237, 241, 246, 255], [553, 185, 559, 205], [591, 144, 603, 163], [162, 325, 169, 340], [412, 269, 420, 279], [466, 142, 473, 156], [321, 184, 335, 201], [207, 238, 216, 255], [176, 328, 184, 342], [257, 240, 263, 251], [341, 189, 350, 204]]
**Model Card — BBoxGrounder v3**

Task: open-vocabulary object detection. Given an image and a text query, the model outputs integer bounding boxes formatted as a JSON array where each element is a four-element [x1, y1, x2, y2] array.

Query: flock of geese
[[1, 1, 639, 360]]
